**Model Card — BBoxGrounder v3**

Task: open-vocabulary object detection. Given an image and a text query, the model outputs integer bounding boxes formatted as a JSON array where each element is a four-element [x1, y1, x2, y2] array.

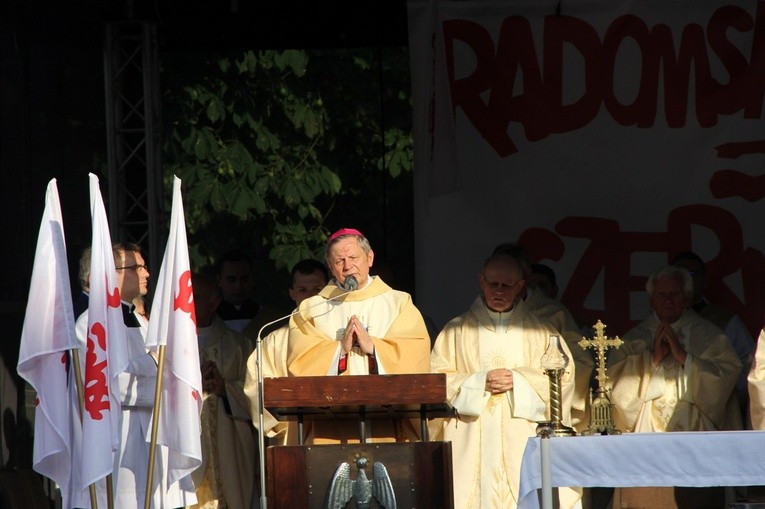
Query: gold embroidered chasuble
[[282, 276, 430, 444], [609, 309, 742, 432]]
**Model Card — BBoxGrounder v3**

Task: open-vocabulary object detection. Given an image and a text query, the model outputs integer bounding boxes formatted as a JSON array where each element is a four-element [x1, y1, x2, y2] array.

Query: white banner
[[17, 179, 78, 504], [81, 174, 128, 487], [409, 0, 765, 336], [146, 176, 202, 486]]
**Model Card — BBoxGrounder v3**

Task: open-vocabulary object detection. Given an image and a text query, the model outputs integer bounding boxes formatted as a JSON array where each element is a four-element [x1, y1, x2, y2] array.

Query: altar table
[[518, 431, 765, 509]]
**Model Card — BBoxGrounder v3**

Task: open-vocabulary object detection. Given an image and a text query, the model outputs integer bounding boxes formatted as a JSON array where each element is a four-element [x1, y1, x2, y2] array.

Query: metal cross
[[578, 320, 623, 387]]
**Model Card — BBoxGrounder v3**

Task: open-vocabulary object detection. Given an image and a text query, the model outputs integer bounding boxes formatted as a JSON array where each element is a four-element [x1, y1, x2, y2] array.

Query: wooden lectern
[[264, 373, 454, 508]]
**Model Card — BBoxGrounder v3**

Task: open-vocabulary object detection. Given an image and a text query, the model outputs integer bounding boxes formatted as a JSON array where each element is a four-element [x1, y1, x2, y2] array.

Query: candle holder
[[539, 334, 576, 437]]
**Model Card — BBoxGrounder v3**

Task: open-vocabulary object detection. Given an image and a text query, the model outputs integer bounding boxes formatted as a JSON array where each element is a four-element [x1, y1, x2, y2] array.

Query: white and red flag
[[146, 176, 203, 485], [17, 179, 79, 501], [79, 173, 129, 487]]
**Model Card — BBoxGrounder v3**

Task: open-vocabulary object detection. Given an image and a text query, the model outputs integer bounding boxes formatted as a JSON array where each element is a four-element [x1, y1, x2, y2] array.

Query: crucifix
[[578, 320, 623, 435]]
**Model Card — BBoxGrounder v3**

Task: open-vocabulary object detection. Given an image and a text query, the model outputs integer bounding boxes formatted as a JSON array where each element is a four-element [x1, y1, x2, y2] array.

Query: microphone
[[342, 275, 358, 291], [255, 279, 357, 343]]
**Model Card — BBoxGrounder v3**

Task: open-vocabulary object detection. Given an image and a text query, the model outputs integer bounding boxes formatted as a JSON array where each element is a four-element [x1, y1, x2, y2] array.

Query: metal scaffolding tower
[[103, 21, 164, 270]]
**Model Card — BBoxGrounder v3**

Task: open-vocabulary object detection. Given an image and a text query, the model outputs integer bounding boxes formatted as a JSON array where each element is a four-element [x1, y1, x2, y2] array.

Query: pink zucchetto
[[327, 228, 364, 243]]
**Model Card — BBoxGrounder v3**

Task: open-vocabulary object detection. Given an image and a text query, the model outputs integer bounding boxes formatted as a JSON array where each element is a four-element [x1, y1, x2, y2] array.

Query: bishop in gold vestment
[[285, 229, 431, 443]]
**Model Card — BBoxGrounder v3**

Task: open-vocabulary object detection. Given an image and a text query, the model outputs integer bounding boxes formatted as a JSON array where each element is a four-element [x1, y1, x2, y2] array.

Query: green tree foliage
[[162, 47, 414, 302], [163, 50, 339, 272]]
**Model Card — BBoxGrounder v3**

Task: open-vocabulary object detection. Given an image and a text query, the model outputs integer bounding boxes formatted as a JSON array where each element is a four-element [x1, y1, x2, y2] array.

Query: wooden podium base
[[267, 441, 453, 508]]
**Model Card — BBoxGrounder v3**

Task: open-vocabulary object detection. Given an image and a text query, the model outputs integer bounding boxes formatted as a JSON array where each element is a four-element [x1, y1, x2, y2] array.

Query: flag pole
[[106, 475, 114, 509], [144, 346, 166, 509], [71, 350, 100, 509]]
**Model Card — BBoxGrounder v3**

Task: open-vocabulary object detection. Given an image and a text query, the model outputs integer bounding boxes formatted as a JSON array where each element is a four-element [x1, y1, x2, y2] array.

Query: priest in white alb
[[431, 251, 581, 509]]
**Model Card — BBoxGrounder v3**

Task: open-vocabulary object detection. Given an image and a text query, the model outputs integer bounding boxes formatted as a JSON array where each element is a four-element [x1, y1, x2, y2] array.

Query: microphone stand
[[255, 313, 292, 509], [254, 276, 357, 509]]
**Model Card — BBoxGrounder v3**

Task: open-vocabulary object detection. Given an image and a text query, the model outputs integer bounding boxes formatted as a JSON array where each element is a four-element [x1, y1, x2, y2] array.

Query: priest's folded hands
[[341, 315, 375, 355], [485, 367, 514, 394], [652, 322, 687, 366]]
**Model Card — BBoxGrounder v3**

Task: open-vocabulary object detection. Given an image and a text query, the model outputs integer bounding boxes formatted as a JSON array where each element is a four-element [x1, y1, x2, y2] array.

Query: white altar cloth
[[518, 431, 765, 509]]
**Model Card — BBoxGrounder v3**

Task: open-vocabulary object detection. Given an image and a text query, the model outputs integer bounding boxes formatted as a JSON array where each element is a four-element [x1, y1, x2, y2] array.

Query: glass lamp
[[540, 335, 576, 437]]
